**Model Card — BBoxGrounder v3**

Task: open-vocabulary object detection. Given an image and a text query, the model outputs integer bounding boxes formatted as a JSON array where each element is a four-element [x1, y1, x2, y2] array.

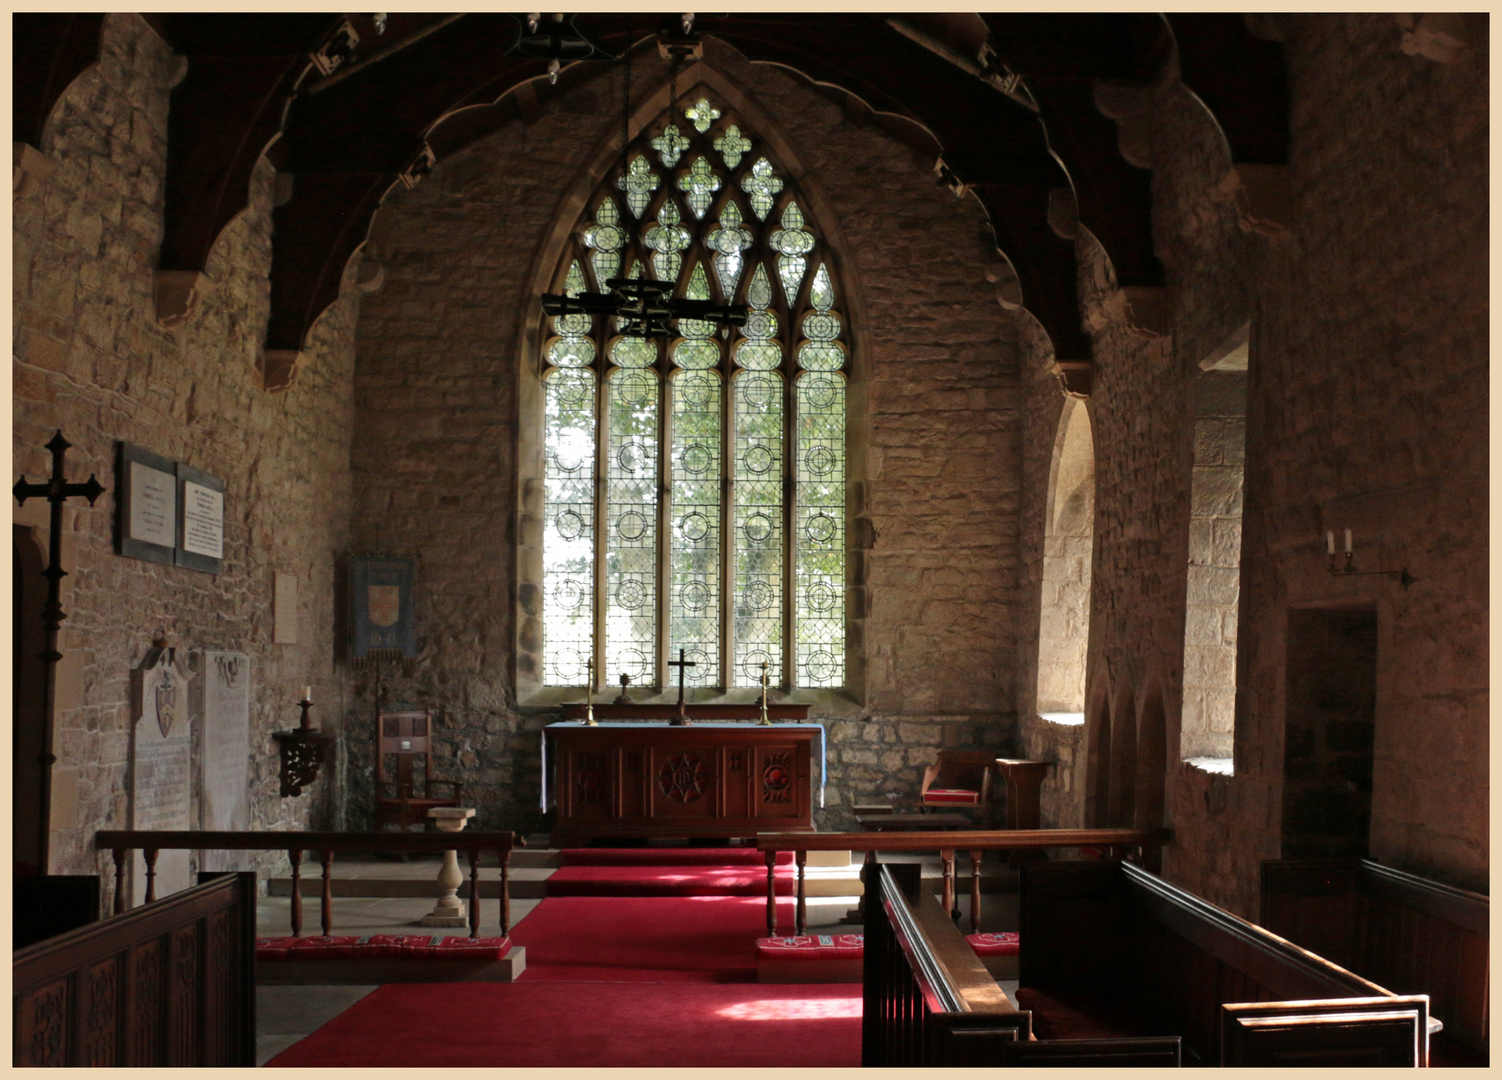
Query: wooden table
[[544, 722, 821, 846]]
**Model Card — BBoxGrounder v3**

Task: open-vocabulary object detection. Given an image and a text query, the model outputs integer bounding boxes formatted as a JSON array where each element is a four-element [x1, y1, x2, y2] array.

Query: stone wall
[[12, 14, 360, 884], [1014, 13, 1488, 915], [346, 39, 1022, 834]]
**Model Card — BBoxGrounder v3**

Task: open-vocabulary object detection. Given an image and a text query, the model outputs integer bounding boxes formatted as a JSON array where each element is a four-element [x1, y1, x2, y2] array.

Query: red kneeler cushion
[[256, 935, 511, 961], [756, 934, 864, 960], [966, 931, 1020, 957], [922, 789, 980, 805]]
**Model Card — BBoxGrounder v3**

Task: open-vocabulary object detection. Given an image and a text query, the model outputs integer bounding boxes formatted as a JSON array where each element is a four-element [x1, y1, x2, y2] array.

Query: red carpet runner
[[267, 852, 861, 1068], [546, 846, 796, 896]]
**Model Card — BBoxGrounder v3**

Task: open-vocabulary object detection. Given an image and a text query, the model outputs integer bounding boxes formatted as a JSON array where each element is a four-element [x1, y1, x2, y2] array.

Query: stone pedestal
[[421, 807, 476, 928]]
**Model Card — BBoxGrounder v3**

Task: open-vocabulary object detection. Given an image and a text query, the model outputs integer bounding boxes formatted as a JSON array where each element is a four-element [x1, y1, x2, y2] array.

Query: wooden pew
[[1261, 857, 1488, 1063], [863, 859, 1181, 1066], [1020, 859, 1433, 1066], [13, 871, 255, 1066]]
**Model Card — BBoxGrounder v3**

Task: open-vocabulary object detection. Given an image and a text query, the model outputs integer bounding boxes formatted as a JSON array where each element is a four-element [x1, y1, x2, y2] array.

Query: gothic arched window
[[541, 92, 847, 692]]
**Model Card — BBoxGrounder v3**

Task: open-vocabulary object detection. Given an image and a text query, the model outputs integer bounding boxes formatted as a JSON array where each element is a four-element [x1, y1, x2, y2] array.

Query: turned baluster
[[795, 850, 808, 936], [319, 849, 334, 936], [468, 849, 481, 939], [499, 849, 511, 935], [765, 850, 778, 936], [288, 849, 304, 937], [940, 849, 955, 921], [969, 851, 983, 933], [143, 848, 159, 904], [112, 848, 129, 914]]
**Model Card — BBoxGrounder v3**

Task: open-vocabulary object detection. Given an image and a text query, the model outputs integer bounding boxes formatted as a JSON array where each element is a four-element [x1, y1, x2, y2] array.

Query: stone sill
[[1185, 756, 1234, 776], [516, 684, 863, 716], [1038, 712, 1085, 727]]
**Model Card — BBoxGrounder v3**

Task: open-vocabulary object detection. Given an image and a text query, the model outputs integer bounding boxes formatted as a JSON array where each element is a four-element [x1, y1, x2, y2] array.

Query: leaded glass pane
[[740, 158, 783, 220], [553, 261, 592, 336], [670, 368, 721, 686], [736, 341, 781, 370], [797, 342, 845, 371], [618, 154, 660, 218], [770, 202, 814, 304], [810, 264, 835, 311], [611, 337, 656, 368], [675, 340, 719, 369], [715, 124, 752, 169], [605, 367, 658, 685], [678, 262, 715, 339], [652, 123, 689, 168], [645, 199, 691, 284], [685, 97, 721, 133], [734, 369, 783, 686], [543, 366, 595, 685], [706, 201, 753, 301], [747, 263, 773, 309], [582, 197, 627, 289], [679, 156, 721, 219], [548, 336, 595, 368], [796, 371, 845, 688]]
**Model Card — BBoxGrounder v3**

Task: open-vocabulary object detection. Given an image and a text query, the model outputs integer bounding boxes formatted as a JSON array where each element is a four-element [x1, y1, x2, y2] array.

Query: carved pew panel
[[13, 872, 255, 1067]]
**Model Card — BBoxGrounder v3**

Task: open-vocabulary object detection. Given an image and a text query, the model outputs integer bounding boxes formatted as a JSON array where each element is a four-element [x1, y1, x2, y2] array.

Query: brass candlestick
[[757, 661, 772, 725], [583, 658, 597, 725], [614, 672, 634, 705]]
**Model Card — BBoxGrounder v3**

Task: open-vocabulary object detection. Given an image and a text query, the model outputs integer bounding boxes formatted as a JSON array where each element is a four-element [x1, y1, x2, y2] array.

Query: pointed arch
[[1108, 683, 1137, 828], [1036, 397, 1095, 717], [519, 60, 856, 697]]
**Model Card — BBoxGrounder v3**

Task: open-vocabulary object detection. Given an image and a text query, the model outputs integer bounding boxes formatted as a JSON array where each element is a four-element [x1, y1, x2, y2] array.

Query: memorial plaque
[[117, 443, 177, 565], [175, 462, 224, 574], [196, 650, 251, 871], [130, 649, 196, 905]]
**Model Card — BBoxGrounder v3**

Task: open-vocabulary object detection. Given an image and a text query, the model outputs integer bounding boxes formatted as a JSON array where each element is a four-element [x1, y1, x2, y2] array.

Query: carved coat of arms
[[133, 648, 196, 740]]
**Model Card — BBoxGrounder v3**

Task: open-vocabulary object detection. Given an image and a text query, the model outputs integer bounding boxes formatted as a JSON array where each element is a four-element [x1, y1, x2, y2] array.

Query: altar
[[543, 722, 823, 847]]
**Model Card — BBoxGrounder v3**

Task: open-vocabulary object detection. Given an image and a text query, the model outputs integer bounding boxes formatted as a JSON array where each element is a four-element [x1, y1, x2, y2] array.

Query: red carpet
[[546, 863, 795, 896], [559, 846, 794, 866], [510, 895, 789, 981], [266, 981, 862, 1068]]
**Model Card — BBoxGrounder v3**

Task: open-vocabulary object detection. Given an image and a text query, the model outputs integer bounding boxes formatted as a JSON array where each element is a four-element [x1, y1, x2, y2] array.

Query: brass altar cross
[[667, 648, 695, 726]]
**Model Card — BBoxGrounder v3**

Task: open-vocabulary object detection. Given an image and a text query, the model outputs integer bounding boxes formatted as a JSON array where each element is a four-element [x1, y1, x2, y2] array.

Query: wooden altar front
[[544, 722, 820, 846]]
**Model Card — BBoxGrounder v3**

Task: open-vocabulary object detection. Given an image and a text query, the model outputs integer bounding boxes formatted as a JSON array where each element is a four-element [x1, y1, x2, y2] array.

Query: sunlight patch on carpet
[[717, 996, 862, 1020]]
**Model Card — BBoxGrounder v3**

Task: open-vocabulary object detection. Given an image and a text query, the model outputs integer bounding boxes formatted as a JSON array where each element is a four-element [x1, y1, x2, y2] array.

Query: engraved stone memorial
[[196, 649, 251, 871], [129, 644, 196, 905]]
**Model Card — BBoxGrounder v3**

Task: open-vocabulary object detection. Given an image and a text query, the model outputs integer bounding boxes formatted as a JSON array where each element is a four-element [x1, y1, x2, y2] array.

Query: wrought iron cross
[[667, 648, 696, 726], [13, 430, 106, 871], [13, 431, 106, 659]]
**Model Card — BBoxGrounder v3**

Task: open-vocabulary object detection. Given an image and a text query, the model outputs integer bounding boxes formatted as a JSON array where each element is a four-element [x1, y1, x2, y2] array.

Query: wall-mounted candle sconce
[[273, 685, 334, 797], [1326, 530, 1415, 587]]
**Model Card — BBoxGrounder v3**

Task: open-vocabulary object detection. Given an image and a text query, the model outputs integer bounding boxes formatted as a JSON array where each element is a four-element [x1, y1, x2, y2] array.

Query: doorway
[[1280, 608, 1377, 859], [13, 527, 50, 873]]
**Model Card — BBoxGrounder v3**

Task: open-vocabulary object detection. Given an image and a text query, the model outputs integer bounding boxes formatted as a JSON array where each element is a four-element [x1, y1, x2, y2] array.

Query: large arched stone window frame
[[1036, 398, 1095, 723], [515, 63, 867, 706]]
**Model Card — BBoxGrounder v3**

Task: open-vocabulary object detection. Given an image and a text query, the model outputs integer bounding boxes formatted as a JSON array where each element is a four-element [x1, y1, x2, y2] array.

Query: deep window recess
[[541, 93, 847, 691]]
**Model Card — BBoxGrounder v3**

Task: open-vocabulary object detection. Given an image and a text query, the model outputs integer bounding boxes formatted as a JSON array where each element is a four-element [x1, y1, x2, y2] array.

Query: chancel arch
[[1036, 398, 1094, 721]]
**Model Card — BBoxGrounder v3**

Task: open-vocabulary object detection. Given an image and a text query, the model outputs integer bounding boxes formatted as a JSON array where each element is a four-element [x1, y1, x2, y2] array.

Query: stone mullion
[[720, 362, 737, 691], [590, 302, 610, 694], [655, 336, 673, 692]]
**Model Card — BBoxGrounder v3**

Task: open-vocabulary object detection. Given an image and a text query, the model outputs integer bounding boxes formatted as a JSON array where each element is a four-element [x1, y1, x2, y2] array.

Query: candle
[[1343, 529, 1352, 554], [303, 685, 312, 702], [1326, 531, 1335, 555]]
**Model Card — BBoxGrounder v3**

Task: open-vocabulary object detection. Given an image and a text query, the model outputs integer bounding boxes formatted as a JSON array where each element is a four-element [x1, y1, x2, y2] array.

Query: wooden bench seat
[[1020, 859, 1433, 1066], [1262, 857, 1488, 1064]]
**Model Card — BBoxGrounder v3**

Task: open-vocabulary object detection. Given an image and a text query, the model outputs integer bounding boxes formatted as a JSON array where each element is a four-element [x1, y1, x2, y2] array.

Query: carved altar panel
[[547, 723, 817, 845]]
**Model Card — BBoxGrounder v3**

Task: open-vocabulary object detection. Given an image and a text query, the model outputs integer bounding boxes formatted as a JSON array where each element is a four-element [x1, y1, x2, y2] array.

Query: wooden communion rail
[[755, 827, 1169, 936], [95, 830, 518, 938]]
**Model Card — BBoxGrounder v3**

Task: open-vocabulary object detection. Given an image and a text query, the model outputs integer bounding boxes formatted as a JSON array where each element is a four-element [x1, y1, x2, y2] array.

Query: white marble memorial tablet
[[197, 650, 251, 871], [128, 461, 177, 548], [130, 651, 196, 905], [182, 480, 224, 558]]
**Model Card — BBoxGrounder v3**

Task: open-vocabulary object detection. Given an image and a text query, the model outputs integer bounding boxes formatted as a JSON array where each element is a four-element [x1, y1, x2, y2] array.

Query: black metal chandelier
[[540, 19, 748, 339]]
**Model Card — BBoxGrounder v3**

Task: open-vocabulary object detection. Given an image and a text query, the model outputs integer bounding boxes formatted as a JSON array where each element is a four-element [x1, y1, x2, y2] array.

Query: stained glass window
[[538, 92, 848, 692]]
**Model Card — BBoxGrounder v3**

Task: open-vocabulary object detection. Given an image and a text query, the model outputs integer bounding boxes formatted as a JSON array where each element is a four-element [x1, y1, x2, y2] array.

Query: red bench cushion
[[967, 931, 1020, 957], [922, 789, 980, 805], [256, 935, 510, 961], [755, 934, 863, 960]]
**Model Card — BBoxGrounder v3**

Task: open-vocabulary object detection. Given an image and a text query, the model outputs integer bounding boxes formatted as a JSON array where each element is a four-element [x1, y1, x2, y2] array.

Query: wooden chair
[[919, 750, 996, 824], [375, 711, 464, 832]]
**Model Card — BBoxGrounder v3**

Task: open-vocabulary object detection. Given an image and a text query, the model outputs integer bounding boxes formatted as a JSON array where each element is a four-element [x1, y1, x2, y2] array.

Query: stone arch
[[1108, 683, 1137, 828], [1135, 678, 1169, 831], [1035, 398, 1095, 718], [1083, 674, 1112, 828]]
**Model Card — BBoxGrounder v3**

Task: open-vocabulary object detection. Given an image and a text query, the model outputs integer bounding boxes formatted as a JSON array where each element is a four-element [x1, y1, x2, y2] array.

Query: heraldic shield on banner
[[349, 556, 417, 661]]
